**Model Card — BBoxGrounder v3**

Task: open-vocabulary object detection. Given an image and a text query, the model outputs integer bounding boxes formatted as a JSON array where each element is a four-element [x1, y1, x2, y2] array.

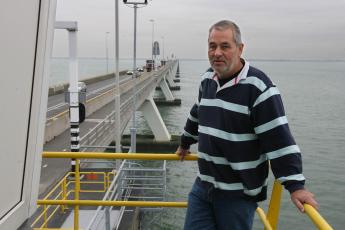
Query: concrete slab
[[61, 209, 120, 229]]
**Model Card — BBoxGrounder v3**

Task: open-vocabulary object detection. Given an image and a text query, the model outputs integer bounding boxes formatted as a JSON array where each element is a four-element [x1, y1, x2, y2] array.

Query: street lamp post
[[114, 0, 121, 157], [161, 36, 165, 61], [150, 19, 154, 70], [124, 0, 149, 153], [105, 31, 110, 73]]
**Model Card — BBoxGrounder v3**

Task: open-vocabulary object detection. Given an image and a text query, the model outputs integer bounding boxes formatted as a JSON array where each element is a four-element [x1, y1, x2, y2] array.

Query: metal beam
[[54, 21, 78, 31], [42, 152, 198, 160], [37, 199, 188, 208]]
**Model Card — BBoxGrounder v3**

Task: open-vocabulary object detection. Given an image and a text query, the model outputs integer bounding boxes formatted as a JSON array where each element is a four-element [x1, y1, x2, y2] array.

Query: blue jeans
[[184, 178, 257, 230]]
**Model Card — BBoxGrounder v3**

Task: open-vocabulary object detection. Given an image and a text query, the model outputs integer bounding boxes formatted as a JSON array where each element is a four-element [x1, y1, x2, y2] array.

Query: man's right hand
[[175, 146, 191, 161]]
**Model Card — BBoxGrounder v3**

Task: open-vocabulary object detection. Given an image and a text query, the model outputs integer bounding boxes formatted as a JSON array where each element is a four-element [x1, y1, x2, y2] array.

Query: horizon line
[[51, 56, 345, 62]]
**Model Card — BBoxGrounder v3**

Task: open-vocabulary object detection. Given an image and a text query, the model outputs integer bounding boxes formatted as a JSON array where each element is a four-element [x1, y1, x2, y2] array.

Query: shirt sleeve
[[250, 85, 305, 193]]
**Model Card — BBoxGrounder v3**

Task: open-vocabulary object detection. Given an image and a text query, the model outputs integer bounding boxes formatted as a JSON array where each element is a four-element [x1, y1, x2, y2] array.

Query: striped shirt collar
[[201, 59, 250, 83], [208, 59, 250, 91]]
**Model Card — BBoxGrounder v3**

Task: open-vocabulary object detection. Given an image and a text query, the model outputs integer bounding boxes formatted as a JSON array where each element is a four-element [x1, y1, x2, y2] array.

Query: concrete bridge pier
[[175, 61, 180, 78], [154, 67, 181, 106], [159, 75, 175, 101], [165, 65, 178, 88], [139, 94, 171, 141]]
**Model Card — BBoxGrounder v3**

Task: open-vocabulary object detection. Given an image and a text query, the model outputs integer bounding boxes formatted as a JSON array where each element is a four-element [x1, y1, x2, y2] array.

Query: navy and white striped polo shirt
[[181, 59, 305, 201]]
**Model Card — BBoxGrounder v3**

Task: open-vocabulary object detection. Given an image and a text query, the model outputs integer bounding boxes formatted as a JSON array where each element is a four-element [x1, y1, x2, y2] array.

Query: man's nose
[[214, 46, 222, 56]]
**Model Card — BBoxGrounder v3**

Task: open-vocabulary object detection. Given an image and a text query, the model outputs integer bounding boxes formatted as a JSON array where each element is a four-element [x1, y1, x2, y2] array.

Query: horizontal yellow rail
[[304, 204, 334, 230], [33, 228, 74, 230], [43, 152, 198, 160], [36, 200, 333, 229], [37, 200, 187, 208]]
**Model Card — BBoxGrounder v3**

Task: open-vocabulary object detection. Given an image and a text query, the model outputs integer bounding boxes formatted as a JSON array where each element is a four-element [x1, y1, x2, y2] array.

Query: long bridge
[[45, 60, 179, 144], [41, 60, 181, 199]]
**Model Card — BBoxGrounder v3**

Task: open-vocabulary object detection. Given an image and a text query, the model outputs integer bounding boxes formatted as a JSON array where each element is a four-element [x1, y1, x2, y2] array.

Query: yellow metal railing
[[36, 151, 333, 230], [31, 170, 115, 229], [305, 204, 333, 230]]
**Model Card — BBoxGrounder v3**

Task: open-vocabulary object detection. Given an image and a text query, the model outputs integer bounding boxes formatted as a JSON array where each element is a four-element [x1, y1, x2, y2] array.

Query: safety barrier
[[36, 152, 333, 230], [31, 171, 115, 229]]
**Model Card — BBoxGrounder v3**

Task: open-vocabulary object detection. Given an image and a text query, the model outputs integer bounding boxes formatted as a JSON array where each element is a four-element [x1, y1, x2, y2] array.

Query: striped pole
[[70, 123, 80, 172], [68, 26, 79, 173]]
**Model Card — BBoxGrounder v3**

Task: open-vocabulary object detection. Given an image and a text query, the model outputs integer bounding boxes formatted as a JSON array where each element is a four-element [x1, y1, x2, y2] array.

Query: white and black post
[[55, 21, 80, 172], [67, 23, 79, 172]]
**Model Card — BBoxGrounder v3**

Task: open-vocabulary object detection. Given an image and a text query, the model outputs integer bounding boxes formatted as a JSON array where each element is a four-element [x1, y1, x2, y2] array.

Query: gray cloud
[[53, 0, 345, 60]]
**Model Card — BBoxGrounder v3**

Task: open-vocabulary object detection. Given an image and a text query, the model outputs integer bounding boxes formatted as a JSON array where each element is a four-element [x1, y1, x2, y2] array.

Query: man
[[176, 20, 318, 230]]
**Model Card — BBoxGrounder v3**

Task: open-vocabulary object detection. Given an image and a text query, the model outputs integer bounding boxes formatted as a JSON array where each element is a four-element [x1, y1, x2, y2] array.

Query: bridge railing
[[35, 151, 333, 230], [31, 170, 114, 229], [85, 159, 167, 230], [79, 61, 178, 151]]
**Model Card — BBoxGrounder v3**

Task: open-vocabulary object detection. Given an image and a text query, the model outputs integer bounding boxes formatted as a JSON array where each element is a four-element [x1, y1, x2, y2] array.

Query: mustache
[[211, 58, 225, 62]]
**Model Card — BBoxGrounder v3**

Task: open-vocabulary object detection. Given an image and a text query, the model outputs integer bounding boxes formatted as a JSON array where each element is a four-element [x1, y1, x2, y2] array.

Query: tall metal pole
[[115, 0, 121, 156], [162, 36, 165, 60], [150, 19, 154, 70], [68, 26, 80, 229], [105, 31, 110, 73], [68, 28, 79, 174], [130, 4, 138, 153]]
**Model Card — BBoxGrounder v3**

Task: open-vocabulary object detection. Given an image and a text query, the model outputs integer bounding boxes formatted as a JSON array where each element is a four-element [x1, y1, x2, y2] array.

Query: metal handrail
[[42, 152, 198, 160], [39, 152, 333, 230], [31, 171, 111, 229], [304, 204, 333, 230], [38, 199, 187, 207], [86, 160, 126, 230], [79, 75, 156, 150]]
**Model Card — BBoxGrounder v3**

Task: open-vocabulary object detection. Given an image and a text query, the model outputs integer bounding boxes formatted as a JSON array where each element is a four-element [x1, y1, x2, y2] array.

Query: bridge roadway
[[46, 74, 131, 118], [40, 60, 179, 197]]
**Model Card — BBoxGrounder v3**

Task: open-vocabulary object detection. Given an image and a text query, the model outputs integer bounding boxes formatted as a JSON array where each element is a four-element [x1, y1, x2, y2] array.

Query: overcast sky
[[53, 0, 345, 60]]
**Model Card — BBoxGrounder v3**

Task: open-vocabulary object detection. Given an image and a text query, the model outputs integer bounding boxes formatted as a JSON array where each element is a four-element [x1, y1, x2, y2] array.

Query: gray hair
[[208, 20, 242, 46]]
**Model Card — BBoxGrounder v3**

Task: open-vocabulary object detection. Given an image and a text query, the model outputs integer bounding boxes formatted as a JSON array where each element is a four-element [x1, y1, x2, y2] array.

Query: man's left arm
[[251, 84, 318, 212]]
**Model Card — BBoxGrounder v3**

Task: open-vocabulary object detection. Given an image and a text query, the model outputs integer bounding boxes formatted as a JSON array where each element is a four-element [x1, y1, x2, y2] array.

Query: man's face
[[208, 28, 243, 79]]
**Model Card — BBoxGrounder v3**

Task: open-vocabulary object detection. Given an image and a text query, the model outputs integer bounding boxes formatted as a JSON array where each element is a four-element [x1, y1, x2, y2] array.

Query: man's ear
[[238, 43, 244, 55]]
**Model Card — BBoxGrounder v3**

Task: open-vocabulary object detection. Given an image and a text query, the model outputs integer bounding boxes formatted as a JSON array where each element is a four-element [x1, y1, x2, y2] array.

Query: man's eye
[[209, 45, 216, 50], [221, 45, 230, 49]]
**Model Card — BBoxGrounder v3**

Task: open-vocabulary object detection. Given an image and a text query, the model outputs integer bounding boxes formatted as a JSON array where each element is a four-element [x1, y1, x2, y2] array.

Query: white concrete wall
[[0, 0, 56, 229]]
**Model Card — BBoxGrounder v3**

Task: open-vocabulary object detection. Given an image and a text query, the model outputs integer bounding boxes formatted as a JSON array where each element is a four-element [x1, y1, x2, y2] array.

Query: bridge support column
[[139, 96, 171, 141], [159, 76, 175, 101], [165, 68, 178, 87]]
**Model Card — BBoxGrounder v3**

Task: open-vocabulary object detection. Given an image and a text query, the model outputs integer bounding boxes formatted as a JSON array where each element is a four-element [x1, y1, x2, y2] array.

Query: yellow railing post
[[60, 182, 64, 213], [61, 177, 67, 213], [74, 159, 80, 230], [64, 176, 68, 211], [43, 205, 48, 228], [104, 173, 108, 190], [266, 180, 283, 230]]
